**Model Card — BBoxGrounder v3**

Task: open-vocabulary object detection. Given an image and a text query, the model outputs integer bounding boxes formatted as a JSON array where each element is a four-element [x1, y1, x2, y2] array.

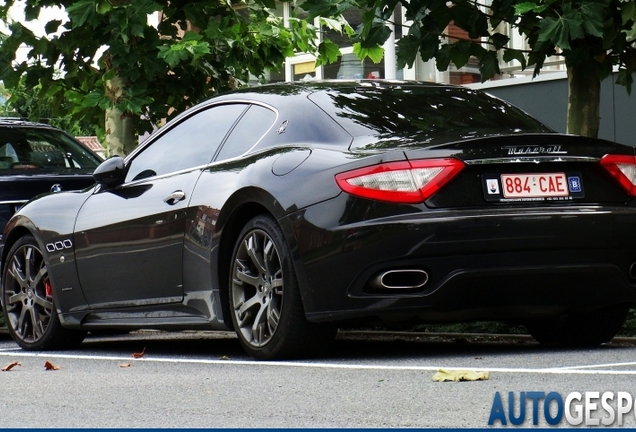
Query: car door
[[73, 103, 249, 309], [182, 104, 279, 305]]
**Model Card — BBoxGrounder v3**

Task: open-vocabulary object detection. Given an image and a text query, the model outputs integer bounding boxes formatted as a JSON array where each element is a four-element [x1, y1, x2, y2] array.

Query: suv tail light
[[600, 154, 636, 196], [335, 158, 465, 204]]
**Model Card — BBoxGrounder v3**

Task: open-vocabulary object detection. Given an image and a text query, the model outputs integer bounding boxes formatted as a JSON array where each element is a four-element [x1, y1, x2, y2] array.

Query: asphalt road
[[1, 329, 636, 428]]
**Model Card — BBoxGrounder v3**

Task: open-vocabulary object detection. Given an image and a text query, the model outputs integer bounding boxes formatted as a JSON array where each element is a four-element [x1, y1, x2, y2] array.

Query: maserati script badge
[[502, 145, 567, 155]]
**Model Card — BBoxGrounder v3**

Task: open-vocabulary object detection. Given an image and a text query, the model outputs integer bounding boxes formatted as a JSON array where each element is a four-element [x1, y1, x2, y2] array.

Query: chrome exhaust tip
[[370, 269, 429, 290]]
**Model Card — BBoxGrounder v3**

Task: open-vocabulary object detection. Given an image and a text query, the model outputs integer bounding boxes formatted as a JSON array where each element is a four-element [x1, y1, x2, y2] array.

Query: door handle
[[164, 190, 186, 205]]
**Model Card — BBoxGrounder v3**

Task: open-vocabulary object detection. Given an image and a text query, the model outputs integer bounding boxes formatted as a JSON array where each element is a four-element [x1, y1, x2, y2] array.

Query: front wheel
[[2, 235, 86, 350], [228, 215, 336, 359], [525, 305, 629, 347]]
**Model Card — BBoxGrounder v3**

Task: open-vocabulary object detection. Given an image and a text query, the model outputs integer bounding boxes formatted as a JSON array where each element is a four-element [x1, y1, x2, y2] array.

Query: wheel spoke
[[233, 304, 251, 327], [252, 308, 271, 345], [267, 305, 280, 335], [33, 266, 47, 288], [252, 323, 266, 346], [271, 269, 283, 295], [236, 295, 261, 317], [30, 308, 44, 340], [8, 292, 27, 306], [16, 306, 30, 339], [8, 256, 27, 290], [245, 234, 266, 274], [251, 300, 267, 332], [263, 239, 276, 276], [33, 292, 53, 310], [234, 260, 260, 287], [24, 246, 36, 281]]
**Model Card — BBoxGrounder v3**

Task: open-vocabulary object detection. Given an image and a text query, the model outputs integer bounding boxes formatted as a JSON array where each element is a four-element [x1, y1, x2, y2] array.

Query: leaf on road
[[219, 356, 230, 360], [1, 361, 21, 371], [119, 363, 132, 368], [432, 369, 489, 382], [131, 347, 146, 359], [44, 361, 60, 371]]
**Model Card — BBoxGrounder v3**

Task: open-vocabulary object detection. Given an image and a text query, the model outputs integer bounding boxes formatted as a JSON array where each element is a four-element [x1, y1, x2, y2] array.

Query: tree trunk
[[566, 63, 601, 137], [104, 76, 136, 157]]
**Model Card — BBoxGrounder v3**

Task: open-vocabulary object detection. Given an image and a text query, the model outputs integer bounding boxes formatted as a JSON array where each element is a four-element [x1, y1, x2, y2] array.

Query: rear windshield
[[308, 85, 552, 146], [0, 126, 101, 171]]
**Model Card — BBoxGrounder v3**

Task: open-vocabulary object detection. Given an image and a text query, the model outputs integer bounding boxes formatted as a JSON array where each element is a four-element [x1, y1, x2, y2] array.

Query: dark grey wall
[[482, 74, 636, 147]]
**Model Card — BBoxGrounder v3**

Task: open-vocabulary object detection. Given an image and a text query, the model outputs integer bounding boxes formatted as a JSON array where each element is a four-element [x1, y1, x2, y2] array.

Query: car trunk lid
[[398, 134, 635, 208]]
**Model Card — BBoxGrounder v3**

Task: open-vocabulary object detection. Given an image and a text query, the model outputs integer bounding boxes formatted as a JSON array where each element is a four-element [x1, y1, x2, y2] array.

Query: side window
[[125, 104, 248, 182], [215, 105, 276, 161]]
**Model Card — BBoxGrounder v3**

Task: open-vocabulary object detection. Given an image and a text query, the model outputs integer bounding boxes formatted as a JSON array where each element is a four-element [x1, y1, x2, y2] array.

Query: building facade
[[265, 2, 635, 147]]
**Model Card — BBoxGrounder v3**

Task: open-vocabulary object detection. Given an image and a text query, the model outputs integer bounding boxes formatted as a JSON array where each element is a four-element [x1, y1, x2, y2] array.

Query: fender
[[1, 188, 95, 315]]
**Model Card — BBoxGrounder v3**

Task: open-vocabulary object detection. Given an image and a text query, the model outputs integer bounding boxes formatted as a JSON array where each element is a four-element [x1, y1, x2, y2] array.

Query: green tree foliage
[[303, 0, 636, 137], [0, 0, 337, 156], [0, 76, 94, 135]]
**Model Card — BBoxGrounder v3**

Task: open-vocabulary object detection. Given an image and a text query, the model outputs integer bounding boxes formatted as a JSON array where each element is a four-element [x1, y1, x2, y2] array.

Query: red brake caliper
[[44, 280, 53, 299]]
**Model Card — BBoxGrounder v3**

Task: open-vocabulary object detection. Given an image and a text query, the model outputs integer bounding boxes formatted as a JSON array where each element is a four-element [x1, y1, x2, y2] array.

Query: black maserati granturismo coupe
[[2, 80, 636, 359]]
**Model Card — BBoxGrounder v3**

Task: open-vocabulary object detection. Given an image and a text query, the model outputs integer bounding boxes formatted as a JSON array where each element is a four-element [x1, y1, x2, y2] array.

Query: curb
[[337, 330, 636, 345], [1, 326, 635, 344]]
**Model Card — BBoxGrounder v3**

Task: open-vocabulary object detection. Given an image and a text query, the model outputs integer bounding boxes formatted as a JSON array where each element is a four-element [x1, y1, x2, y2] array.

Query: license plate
[[501, 173, 568, 198], [482, 172, 585, 202]]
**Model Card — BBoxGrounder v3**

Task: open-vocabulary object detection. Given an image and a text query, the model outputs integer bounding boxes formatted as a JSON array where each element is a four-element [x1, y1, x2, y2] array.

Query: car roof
[[0, 117, 60, 129], [209, 80, 550, 143], [212, 79, 455, 101], [139, 80, 551, 157], [175, 80, 464, 136]]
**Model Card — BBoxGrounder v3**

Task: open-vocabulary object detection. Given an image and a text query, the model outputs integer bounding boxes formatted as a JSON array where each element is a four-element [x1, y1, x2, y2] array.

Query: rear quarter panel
[[181, 144, 412, 323]]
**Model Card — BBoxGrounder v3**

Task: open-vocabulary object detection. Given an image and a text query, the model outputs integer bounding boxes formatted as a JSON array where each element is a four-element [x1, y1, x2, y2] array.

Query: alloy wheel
[[3, 242, 53, 344], [231, 228, 284, 348]]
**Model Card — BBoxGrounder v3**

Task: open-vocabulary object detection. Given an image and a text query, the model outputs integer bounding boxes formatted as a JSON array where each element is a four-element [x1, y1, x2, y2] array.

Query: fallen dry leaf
[[131, 347, 146, 359], [432, 369, 489, 382], [119, 363, 132, 368], [219, 356, 230, 360], [44, 361, 60, 371], [1, 361, 21, 371]]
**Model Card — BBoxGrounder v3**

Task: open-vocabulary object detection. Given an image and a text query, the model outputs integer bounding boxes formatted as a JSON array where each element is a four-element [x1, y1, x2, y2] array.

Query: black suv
[[0, 118, 102, 237]]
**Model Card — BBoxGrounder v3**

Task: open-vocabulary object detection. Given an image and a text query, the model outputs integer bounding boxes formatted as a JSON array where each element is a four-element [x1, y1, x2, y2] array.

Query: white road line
[[1, 350, 636, 375], [553, 361, 636, 370]]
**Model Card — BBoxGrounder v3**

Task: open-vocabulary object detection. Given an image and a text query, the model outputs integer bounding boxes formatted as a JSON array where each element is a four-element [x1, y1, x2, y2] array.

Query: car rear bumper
[[286, 196, 636, 322]]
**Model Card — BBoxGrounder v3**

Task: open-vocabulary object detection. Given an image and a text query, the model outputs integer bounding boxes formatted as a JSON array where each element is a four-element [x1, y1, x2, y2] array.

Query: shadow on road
[[70, 329, 635, 362]]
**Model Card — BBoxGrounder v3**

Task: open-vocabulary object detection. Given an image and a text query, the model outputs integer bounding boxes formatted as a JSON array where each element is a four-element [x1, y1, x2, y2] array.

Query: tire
[[1, 235, 86, 350], [228, 215, 336, 359], [525, 305, 629, 347]]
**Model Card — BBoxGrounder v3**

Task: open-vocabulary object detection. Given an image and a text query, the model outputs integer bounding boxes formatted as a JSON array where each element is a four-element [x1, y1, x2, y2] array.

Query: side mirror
[[93, 156, 125, 189]]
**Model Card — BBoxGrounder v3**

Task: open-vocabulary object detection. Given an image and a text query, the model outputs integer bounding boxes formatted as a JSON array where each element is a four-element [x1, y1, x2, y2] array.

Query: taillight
[[335, 158, 465, 203], [600, 154, 636, 196]]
